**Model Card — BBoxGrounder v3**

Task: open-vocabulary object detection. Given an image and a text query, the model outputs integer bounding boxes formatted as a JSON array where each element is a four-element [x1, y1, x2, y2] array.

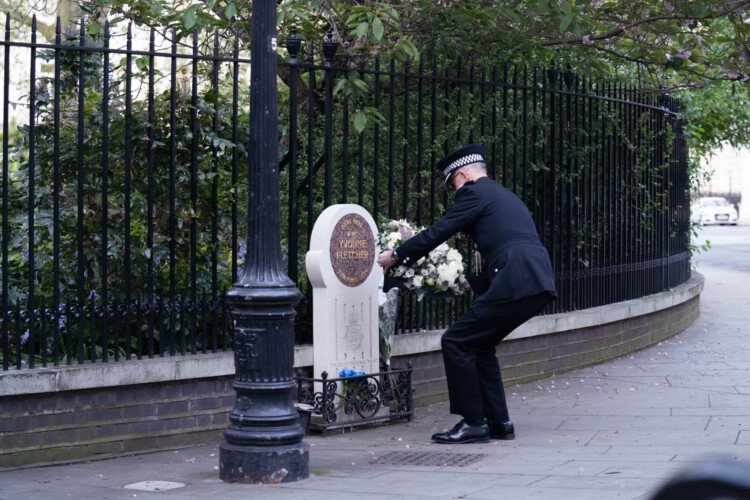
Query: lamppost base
[[219, 442, 310, 484]]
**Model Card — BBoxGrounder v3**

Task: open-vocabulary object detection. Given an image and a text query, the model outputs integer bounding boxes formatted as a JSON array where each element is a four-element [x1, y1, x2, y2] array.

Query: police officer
[[377, 144, 557, 444]]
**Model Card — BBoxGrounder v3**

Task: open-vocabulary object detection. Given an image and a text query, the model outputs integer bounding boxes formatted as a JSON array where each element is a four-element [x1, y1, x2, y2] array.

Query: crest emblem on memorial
[[344, 309, 362, 348]]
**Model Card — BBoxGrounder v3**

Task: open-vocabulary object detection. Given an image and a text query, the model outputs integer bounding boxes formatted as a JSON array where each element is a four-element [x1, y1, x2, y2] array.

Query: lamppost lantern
[[219, 0, 309, 484]]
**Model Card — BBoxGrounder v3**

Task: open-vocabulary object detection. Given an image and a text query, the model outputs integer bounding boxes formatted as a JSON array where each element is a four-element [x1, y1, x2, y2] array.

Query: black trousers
[[440, 292, 554, 421]]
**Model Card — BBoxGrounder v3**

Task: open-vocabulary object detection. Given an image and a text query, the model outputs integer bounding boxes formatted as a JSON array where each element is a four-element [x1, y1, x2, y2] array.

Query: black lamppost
[[219, 0, 309, 484]]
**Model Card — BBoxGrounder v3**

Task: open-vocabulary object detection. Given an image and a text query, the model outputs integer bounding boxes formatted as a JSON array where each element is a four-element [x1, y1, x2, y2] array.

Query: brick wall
[[0, 379, 234, 468], [0, 295, 699, 469]]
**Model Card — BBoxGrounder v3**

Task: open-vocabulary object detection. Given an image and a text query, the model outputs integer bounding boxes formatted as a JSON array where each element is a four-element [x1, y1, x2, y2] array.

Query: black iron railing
[[295, 363, 414, 434], [0, 17, 690, 370]]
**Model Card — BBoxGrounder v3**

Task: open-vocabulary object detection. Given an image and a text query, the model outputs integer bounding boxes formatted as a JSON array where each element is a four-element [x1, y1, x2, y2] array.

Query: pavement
[[2, 225, 750, 500]]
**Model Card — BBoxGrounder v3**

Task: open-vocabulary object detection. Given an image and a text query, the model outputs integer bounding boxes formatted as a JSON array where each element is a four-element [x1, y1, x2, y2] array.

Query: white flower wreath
[[377, 219, 467, 301]]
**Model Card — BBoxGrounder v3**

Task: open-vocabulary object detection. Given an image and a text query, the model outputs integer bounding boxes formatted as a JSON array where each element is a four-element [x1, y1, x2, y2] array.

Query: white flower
[[404, 268, 415, 278], [437, 263, 458, 286], [435, 243, 449, 254], [446, 248, 462, 263], [412, 276, 424, 288]]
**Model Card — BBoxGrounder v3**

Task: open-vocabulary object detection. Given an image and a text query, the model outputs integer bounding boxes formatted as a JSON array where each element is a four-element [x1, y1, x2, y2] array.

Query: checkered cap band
[[443, 154, 484, 176]]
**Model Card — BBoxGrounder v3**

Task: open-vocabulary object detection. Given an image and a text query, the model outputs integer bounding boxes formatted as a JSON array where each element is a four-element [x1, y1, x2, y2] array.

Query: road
[[692, 224, 750, 272]]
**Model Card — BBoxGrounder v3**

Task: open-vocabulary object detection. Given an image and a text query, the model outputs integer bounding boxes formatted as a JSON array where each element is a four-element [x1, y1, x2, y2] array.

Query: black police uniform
[[393, 164, 557, 425]]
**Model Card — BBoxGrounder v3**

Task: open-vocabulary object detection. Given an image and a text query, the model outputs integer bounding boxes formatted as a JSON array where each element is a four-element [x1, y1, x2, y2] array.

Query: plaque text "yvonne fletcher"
[[329, 213, 376, 287]]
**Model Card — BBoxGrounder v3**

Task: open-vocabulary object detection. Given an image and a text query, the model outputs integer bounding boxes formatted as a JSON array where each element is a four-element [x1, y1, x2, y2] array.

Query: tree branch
[[0, 0, 58, 40], [538, 0, 750, 47]]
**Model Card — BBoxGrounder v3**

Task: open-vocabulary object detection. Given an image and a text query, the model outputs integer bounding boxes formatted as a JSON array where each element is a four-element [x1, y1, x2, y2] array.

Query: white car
[[691, 197, 739, 226]]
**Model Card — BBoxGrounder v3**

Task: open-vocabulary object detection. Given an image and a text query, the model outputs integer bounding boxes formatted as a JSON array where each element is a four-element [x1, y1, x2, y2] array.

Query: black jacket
[[394, 177, 557, 306]]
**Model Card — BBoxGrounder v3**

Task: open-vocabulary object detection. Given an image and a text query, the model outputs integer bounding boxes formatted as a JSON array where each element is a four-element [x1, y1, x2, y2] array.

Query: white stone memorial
[[306, 204, 381, 384]]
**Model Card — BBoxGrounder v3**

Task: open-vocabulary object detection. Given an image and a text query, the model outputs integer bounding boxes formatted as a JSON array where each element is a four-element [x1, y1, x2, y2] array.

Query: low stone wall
[[0, 274, 703, 469]]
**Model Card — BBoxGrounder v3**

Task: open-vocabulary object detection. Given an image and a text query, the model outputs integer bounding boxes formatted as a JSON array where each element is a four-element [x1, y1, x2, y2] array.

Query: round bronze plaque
[[329, 213, 375, 287]]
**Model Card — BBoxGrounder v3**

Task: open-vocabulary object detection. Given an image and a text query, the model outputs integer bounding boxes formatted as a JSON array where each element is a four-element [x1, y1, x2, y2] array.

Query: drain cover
[[123, 481, 186, 492], [372, 451, 487, 467]]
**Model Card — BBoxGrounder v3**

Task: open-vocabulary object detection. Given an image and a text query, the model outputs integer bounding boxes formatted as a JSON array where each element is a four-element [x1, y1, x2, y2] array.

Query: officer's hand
[[377, 250, 395, 275]]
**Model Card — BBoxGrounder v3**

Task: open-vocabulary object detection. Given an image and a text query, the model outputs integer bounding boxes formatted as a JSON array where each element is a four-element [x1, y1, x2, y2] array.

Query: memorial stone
[[306, 204, 381, 387]]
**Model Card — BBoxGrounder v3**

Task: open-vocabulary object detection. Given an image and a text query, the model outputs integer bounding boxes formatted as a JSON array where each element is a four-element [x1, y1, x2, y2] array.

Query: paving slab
[[588, 429, 740, 446], [469, 486, 648, 500], [666, 374, 748, 387], [529, 475, 658, 492], [722, 361, 750, 369], [529, 407, 671, 417], [570, 389, 711, 408], [708, 394, 750, 407], [736, 431, 750, 445], [705, 416, 750, 434], [558, 415, 710, 431], [670, 407, 750, 416]]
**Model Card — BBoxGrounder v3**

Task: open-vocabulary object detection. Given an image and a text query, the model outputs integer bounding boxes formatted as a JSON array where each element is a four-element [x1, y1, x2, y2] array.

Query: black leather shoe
[[431, 420, 490, 444], [488, 420, 515, 440]]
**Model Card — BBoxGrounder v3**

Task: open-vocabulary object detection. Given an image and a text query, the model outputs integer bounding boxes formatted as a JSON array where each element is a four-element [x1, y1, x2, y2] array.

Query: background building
[[702, 145, 750, 225]]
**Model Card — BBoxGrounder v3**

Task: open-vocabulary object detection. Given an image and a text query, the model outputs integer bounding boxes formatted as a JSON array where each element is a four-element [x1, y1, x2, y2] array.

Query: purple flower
[[676, 49, 691, 59], [721, 68, 741, 79], [20, 329, 29, 345], [582, 35, 594, 46], [397, 223, 414, 240]]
